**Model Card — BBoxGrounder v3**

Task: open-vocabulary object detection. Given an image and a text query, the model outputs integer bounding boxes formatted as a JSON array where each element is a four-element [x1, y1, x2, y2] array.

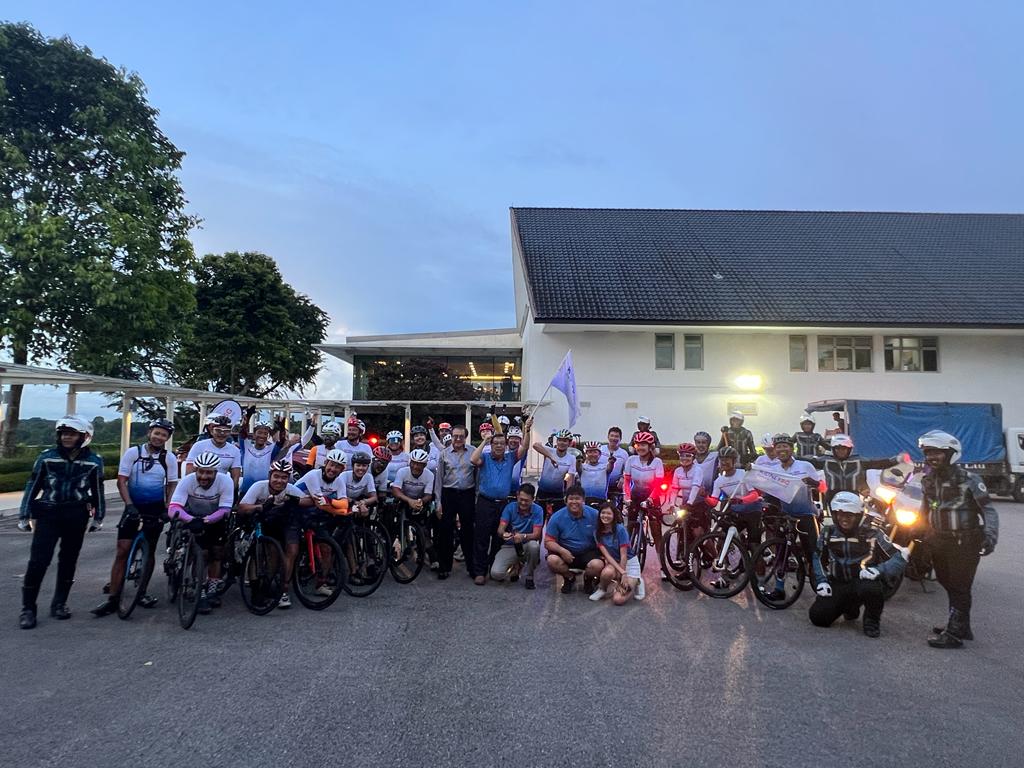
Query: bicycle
[[378, 496, 427, 584], [217, 511, 287, 615], [658, 504, 705, 592], [748, 513, 807, 609], [163, 519, 206, 630], [688, 498, 756, 599], [625, 498, 659, 571], [293, 513, 348, 610], [117, 511, 160, 620]]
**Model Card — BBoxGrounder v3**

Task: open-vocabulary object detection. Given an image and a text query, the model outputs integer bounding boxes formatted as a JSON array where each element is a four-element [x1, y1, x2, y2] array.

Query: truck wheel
[[1013, 476, 1024, 504]]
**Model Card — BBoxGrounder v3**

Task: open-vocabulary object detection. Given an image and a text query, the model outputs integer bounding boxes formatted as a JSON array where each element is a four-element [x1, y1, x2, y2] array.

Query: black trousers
[[930, 530, 983, 613], [472, 497, 506, 578], [22, 510, 91, 610], [438, 488, 476, 574], [809, 579, 884, 627]]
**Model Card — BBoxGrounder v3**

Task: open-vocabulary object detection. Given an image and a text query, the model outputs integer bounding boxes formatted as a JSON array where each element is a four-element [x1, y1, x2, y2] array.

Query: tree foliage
[[0, 23, 196, 453], [367, 358, 477, 401], [174, 251, 329, 398]]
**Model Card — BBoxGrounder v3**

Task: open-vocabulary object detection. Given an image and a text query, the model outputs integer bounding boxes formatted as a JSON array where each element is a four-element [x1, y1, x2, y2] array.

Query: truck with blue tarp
[[805, 399, 1024, 502]]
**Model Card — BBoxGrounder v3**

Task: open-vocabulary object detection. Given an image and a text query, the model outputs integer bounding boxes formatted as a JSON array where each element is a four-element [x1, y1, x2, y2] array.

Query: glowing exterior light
[[734, 374, 763, 391]]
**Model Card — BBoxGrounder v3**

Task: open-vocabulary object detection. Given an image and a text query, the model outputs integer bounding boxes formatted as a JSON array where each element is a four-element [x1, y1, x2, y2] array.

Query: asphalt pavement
[[1, 501, 1022, 768]]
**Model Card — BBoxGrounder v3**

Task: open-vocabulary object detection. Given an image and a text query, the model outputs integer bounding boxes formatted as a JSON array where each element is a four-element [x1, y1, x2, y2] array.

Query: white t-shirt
[[170, 472, 234, 517], [118, 443, 179, 506], [624, 455, 665, 499], [537, 449, 577, 495], [754, 454, 782, 469], [694, 451, 719, 493], [385, 451, 410, 485], [186, 438, 240, 475], [240, 480, 303, 507], [599, 445, 630, 487], [239, 438, 280, 495], [297, 468, 347, 502], [669, 463, 704, 506], [340, 469, 376, 501], [336, 439, 374, 465], [711, 469, 747, 500], [392, 466, 435, 500]]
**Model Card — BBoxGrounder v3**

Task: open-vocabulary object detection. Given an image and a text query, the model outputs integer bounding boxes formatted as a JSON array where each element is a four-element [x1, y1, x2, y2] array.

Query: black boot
[[50, 579, 74, 620], [932, 608, 974, 641], [929, 608, 967, 648], [19, 609, 37, 629], [21, 586, 39, 629], [863, 616, 880, 638]]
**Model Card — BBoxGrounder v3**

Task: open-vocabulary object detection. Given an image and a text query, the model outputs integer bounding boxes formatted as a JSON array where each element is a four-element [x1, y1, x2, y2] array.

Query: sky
[[4, 1, 1024, 419]]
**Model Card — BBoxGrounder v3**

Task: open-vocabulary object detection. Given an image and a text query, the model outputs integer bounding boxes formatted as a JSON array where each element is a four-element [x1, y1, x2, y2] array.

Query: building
[[322, 208, 1024, 453]]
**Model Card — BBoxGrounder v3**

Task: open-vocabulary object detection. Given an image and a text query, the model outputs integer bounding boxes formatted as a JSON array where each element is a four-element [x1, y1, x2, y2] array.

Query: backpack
[[137, 444, 169, 476]]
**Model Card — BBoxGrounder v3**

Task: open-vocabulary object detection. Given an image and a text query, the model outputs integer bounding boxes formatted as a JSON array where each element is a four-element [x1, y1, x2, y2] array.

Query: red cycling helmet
[[438, 422, 452, 431], [347, 416, 360, 427], [372, 446, 391, 461], [677, 442, 697, 455], [634, 431, 656, 445], [479, 422, 495, 434]]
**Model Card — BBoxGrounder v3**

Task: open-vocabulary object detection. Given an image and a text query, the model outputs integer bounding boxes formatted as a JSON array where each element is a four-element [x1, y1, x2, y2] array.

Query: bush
[[0, 453, 119, 492], [0, 471, 32, 493]]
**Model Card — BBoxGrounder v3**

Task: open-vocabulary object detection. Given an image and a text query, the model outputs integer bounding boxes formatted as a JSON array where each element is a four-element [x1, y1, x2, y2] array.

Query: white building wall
[[523, 324, 1024, 451]]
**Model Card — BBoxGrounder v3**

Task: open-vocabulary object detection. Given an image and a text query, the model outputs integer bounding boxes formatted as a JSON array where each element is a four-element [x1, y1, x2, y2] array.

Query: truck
[[805, 399, 1024, 502]]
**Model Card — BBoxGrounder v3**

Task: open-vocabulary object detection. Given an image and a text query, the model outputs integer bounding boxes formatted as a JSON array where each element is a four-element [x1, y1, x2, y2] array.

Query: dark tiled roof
[[510, 208, 1024, 326]]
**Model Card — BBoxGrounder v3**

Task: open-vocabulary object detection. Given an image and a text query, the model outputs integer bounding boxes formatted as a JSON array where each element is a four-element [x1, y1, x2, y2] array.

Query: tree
[[366, 358, 477, 400], [0, 23, 197, 455], [174, 251, 329, 397]]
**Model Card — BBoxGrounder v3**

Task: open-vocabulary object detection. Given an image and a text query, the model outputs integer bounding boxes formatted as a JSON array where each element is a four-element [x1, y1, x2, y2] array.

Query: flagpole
[[526, 350, 569, 420]]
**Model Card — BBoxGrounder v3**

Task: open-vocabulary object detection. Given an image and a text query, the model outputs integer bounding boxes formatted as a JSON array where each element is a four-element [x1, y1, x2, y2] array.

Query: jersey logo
[[977, 481, 987, 493]]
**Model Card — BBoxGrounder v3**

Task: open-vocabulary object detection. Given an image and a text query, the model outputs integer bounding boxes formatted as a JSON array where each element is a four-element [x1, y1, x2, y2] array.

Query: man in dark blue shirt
[[470, 429, 529, 585]]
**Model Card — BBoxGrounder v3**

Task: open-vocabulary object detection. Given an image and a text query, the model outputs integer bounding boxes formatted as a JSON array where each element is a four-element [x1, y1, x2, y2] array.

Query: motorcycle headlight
[[894, 508, 918, 527], [873, 486, 897, 504]]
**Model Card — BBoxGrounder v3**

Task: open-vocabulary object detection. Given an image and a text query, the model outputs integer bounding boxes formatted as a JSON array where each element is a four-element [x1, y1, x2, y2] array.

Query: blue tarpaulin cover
[[844, 400, 1005, 463]]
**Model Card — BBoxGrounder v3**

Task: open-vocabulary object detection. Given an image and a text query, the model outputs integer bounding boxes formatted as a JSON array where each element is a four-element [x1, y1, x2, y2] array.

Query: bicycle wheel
[[749, 538, 805, 609], [117, 535, 150, 620], [240, 535, 286, 615], [215, 527, 244, 596], [689, 530, 750, 598], [659, 524, 693, 592], [341, 526, 388, 598], [178, 538, 205, 630], [390, 519, 426, 584], [293, 532, 347, 610], [629, 518, 648, 571]]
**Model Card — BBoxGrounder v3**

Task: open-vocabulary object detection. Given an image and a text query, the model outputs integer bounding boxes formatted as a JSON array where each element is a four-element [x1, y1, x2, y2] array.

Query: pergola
[[0, 362, 545, 454]]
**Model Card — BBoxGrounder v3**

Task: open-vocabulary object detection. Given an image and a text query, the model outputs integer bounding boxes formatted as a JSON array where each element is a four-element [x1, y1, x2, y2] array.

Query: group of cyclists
[[16, 407, 998, 649]]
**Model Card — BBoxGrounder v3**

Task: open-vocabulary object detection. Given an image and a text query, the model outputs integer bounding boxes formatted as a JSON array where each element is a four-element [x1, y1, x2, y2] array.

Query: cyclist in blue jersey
[[92, 419, 179, 617], [532, 428, 578, 509], [238, 419, 286, 497], [578, 441, 614, 504]]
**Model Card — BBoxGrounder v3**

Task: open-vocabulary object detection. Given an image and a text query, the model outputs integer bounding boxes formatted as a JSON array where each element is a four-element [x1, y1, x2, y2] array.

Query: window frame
[[654, 333, 675, 370], [884, 336, 939, 373], [817, 335, 874, 372], [683, 334, 704, 371], [789, 335, 808, 372]]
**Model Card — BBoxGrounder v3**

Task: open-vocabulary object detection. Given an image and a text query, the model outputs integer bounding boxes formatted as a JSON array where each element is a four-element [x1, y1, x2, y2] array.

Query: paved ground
[[1, 502, 1021, 768]]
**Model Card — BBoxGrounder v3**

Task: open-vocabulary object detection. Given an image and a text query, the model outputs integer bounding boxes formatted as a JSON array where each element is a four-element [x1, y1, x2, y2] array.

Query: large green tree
[[0, 23, 197, 455], [175, 251, 329, 397], [367, 358, 477, 400]]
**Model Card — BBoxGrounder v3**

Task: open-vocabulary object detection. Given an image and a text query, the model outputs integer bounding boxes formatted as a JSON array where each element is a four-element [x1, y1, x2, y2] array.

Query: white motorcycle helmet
[[918, 430, 962, 463], [55, 415, 95, 448], [830, 434, 854, 450]]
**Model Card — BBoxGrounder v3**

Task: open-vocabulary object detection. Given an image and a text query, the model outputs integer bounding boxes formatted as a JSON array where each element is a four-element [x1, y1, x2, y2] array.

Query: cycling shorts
[[117, 503, 166, 546]]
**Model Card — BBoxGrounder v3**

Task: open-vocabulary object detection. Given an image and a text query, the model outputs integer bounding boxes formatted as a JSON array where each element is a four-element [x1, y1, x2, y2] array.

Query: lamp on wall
[[734, 374, 763, 391]]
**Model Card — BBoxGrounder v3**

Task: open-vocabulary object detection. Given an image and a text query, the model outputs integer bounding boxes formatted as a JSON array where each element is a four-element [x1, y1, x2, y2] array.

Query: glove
[[859, 567, 880, 581], [261, 497, 277, 514], [980, 535, 996, 557], [892, 543, 911, 560], [815, 583, 832, 598], [124, 503, 139, 519], [188, 518, 206, 534], [17, 519, 32, 532]]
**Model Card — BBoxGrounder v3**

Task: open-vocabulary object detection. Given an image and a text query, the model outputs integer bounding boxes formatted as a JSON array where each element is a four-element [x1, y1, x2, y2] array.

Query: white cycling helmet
[[830, 433, 854, 450], [498, 415, 510, 426], [253, 419, 274, 432], [918, 430, 961, 463], [729, 410, 744, 422], [193, 451, 221, 469], [506, 426, 524, 439], [800, 413, 816, 425], [386, 430, 404, 443], [321, 422, 342, 437], [324, 449, 347, 466], [554, 428, 573, 439], [830, 491, 863, 517], [55, 415, 95, 447], [409, 448, 430, 463], [760, 432, 774, 448], [637, 415, 651, 425]]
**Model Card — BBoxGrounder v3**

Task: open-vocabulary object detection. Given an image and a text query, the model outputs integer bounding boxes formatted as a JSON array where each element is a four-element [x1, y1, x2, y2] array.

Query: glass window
[[884, 337, 939, 372], [684, 334, 703, 370], [655, 334, 675, 370], [789, 335, 807, 372], [818, 336, 872, 372]]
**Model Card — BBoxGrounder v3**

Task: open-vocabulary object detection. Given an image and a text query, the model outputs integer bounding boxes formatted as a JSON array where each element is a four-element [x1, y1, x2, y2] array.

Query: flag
[[744, 466, 807, 504], [549, 350, 582, 428]]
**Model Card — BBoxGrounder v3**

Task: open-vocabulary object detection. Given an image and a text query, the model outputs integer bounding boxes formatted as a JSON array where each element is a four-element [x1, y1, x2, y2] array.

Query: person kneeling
[[591, 502, 644, 604], [808, 491, 908, 638], [545, 486, 602, 594], [490, 483, 544, 589]]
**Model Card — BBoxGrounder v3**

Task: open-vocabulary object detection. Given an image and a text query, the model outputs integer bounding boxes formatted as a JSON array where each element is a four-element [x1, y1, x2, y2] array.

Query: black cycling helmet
[[148, 418, 174, 435], [410, 425, 429, 437], [772, 433, 795, 446], [351, 452, 371, 465], [694, 431, 712, 442], [718, 446, 740, 460]]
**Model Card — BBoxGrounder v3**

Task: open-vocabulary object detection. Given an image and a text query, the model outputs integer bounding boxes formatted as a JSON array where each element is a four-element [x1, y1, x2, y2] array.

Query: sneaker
[[315, 584, 334, 597], [583, 575, 597, 595], [138, 594, 159, 609], [927, 630, 964, 649], [91, 598, 118, 617], [763, 588, 786, 603], [560, 575, 576, 594], [635, 578, 646, 600], [588, 588, 608, 602], [19, 609, 37, 630], [525, 578, 535, 590], [277, 593, 292, 610], [438, 571, 450, 581], [197, 592, 212, 615], [50, 603, 71, 620]]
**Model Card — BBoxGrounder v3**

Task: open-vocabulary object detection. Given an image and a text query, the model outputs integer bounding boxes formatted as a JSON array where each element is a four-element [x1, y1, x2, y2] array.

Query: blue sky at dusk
[[4, 1, 1023, 417]]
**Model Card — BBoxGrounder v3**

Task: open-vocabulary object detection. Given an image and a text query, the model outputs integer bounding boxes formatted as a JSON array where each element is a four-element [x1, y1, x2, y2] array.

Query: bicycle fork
[[715, 525, 740, 570]]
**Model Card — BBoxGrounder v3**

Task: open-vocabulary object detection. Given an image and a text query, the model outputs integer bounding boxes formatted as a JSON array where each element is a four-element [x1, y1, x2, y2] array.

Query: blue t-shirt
[[510, 457, 525, 496], [477, 451, 515, 500], [579, 460, 610, 499], [597, 523, 634, 560], [499, 501, 543, 544], [239, 437, 281, 497], [546, 505, 599, 553]]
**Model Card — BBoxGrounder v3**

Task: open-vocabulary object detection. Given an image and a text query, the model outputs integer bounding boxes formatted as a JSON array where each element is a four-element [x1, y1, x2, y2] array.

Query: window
[[684, 334, 703, 370], [817, 336, 873, 371], [654, 334, 675, 369], [885, 336, 938, 372], [789, 335, 808, 372]]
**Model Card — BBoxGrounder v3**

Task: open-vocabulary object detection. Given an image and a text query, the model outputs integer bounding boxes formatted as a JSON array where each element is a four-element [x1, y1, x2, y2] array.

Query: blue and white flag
[[549, 350, 582, 428]]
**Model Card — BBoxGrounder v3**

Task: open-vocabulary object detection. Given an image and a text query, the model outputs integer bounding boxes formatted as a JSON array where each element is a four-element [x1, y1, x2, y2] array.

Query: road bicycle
[[748, 512, 807, 609], [688, 498, 756, 598], [376, 495, 428, 583], [293, 513, 348, 610], [217, 510, 287, 615], [163, 519, 206, 630], [117, 510, 159, 620]]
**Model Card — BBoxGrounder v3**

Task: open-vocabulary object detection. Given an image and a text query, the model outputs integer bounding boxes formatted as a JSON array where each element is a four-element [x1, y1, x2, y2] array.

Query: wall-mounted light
[[734, 374, 763, 391]]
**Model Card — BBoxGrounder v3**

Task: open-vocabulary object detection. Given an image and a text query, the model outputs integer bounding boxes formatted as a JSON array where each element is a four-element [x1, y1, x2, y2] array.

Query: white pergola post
[[404, 403, 412, 452], [0, 376, 5, 443], [119, 393, 133, 455], [65, 385, 78, 415], [299, 410, 307, 435], [165, 397, 175, 451], [465, 404, 473, 435], [198, 401, 208, 435]]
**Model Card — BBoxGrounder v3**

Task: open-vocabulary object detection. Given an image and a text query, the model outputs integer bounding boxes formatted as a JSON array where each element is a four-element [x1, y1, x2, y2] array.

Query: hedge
[[0, 458, 120, 493]]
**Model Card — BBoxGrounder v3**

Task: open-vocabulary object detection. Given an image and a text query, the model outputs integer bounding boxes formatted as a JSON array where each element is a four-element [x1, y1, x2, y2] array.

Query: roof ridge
[[508, 206, 1024, 217]]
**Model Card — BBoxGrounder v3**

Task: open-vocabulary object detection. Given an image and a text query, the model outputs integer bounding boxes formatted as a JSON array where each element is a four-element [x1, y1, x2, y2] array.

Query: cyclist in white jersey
[[335, 417, 373, 464], [185, 414, 241, 493], [384, 430, 410, 486], [578, 441, 614, 503], [623, 432, 666, 577], [306, 421, 343, 470], [341, 452, 378, 516], [239, 419, 285, 497], [692, 431, 719, 495], [754, 432, 781, 468], [370, 447, 391, 492], [532, 428, 578, 508], [599, 426, 630, 500], [410, 425, 440, 472]]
